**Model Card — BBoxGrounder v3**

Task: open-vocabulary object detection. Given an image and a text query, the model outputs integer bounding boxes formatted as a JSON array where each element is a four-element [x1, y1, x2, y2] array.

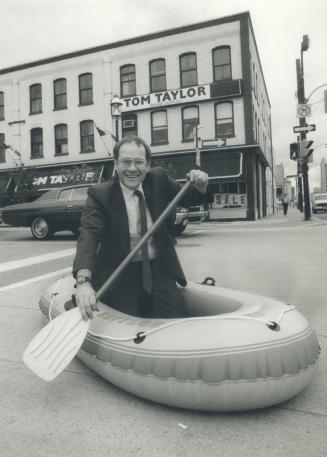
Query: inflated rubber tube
[[39, 275, 320, 412]]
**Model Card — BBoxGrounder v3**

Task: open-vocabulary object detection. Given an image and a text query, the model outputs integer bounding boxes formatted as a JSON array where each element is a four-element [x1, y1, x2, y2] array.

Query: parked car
[[168, 204, 208, 236], [311, 192, 327, 213], [1, 185, 90, 240]]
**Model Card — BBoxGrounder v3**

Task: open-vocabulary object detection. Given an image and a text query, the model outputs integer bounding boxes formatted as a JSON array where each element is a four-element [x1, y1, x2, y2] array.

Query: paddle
[[23, 178, 192, 381]]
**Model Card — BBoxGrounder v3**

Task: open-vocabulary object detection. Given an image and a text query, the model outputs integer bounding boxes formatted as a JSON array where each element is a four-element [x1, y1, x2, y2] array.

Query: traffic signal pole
[[296, 37, 311, 220]]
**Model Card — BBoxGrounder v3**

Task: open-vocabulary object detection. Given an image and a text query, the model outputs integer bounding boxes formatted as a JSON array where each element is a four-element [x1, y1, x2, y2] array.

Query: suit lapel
[[111, 178, 130, 254], [142, 175, 157, 221]]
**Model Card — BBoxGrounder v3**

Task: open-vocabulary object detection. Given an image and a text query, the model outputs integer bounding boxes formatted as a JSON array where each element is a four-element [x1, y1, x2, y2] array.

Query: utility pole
[[296, 35, 311, 220]]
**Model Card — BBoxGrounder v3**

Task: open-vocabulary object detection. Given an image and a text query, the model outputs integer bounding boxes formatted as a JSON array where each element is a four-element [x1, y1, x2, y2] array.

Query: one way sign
[[293, 124, 316, 133]]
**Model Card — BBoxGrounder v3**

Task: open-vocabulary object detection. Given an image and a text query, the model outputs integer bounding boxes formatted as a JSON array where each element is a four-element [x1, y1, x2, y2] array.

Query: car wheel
[[31, 217, 53, 240], [170, 224, 186, 236]]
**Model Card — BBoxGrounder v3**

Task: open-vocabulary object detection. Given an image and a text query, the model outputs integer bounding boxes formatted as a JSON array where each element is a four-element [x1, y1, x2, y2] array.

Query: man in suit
[[73, 136, 210, 321]]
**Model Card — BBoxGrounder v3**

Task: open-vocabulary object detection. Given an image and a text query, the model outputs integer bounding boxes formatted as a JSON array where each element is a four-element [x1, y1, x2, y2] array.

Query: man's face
[[115, 142, 150, 190]]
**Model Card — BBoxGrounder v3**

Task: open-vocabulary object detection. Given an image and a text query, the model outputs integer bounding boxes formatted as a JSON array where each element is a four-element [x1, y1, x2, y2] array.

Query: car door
[[66, 186, 89, 228]]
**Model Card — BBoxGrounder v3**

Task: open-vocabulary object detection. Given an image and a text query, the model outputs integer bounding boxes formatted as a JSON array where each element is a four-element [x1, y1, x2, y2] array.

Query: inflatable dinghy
[[39, 275, 320, 411]]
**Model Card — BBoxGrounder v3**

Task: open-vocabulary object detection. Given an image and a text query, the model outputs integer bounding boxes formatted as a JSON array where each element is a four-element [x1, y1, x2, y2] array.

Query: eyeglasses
[[118, 159, 148, 169]]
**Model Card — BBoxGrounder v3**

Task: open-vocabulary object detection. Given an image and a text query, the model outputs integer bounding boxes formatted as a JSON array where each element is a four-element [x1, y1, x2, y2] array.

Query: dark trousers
[[282, 202, 289, 215], [102, 259, 187, 318]]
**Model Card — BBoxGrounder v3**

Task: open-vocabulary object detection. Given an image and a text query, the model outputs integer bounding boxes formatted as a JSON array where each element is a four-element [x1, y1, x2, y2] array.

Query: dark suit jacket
[[73, 167, 211, 295]]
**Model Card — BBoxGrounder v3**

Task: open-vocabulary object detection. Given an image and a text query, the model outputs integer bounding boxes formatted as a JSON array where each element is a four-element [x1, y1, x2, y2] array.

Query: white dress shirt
[[120, 182, 157, 261]]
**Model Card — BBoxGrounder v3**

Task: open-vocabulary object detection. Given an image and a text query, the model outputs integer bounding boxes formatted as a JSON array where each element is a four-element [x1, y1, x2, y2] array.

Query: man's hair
[[113, 136, 152, 162]]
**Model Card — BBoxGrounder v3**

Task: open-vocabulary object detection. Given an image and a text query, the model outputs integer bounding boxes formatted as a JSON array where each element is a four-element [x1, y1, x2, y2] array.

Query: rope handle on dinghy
[[48, 279, 295, 344]]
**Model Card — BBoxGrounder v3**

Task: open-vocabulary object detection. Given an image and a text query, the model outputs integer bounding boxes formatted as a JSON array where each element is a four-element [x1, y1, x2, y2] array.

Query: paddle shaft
[[95, 180, 192, 300]]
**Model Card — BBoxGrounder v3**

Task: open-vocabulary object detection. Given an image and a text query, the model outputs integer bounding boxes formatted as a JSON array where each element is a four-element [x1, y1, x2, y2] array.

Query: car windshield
[[37, 190, 60, 200]]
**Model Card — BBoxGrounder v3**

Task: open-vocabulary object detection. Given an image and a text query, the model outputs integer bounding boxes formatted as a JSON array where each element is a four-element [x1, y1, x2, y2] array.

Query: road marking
[[0, 267, 71, 292], [0, 249, 75, 273]]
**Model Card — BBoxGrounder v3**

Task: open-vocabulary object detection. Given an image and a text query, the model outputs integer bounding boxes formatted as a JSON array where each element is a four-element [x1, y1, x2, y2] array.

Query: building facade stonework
[[0, 12, 274, 220]]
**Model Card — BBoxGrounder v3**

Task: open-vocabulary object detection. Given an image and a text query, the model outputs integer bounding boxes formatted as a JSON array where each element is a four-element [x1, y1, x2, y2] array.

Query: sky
[[1, 0, 327, 189]]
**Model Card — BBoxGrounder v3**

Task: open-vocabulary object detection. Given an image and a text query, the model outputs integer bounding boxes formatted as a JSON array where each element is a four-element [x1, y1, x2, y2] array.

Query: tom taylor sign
[[121, 85, 210, 112]]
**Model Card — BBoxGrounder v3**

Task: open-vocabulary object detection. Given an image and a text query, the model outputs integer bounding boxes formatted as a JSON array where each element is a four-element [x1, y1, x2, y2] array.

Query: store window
[[179, 53, 198, 88], [182, 106, 199, 141], [212, 46, 231, 81], [215, 102, 234, 138], [80, 120, 94, 152], [149, 59, 166, 92], [151, 110, 168, 144], [0, 92, 4, 120], [120, 65, 136, 97], [54, 78, 67, 110], [0, 133, 5, 162], [30, 84, 42, 114], [122, 113, 138, 138], [31, 128, 43, 158], [55, 124, 68, 155], [79, 73, 93, 105]]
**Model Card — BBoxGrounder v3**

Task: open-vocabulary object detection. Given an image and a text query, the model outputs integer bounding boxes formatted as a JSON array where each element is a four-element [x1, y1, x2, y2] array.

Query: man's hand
[[189, 169, 209, 194], [75, 283, 99, 321]]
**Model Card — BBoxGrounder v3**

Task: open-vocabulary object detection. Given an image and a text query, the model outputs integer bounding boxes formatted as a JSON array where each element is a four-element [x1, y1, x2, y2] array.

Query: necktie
[[134, 189, 152, 294]]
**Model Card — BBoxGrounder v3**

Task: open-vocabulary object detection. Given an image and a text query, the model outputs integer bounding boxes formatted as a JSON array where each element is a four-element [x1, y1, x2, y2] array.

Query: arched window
[[30, 128, 43, 158], [55, 124, 68, 155], [182, 106, 199, 141], [149, 59, 166, 92], [0, 92, 4, 120], [215, 102, 234, 138], [0, 133, 5, 162], [212, 46, 231, 81], [179, 53, 198, 88], [151, 110, 168, 144], [30, 84, 42, 114], [79, 73, 93, 105], [80, 120, 94, 152], [120, 65, 136, 97], [53, 78, 67, 110]]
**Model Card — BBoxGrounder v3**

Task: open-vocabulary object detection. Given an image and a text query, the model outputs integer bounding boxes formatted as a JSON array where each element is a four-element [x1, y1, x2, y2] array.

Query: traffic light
[[299, 139, 314, 162], [290, 142, 299, 160]]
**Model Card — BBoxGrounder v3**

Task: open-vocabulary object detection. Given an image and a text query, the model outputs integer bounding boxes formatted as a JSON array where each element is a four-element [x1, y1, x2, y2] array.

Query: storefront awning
[[151, 150, 243, 181]]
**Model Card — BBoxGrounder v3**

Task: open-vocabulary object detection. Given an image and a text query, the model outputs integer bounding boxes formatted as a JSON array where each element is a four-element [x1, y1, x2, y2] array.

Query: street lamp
[[110, 94, 123, 142]]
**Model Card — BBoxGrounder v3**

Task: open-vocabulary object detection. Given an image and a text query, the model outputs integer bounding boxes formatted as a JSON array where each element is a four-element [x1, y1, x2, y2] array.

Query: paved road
[[1, 209, 326, 457]]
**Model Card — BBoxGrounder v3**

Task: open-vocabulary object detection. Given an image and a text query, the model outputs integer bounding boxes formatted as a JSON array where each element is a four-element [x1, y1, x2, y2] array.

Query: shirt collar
[[120, 182, 144, 201]]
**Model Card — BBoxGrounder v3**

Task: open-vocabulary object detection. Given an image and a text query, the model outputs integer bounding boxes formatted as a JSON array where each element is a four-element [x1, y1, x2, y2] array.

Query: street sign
[[202, 138, 226, 148], [293, 124, 316, 133], [297, 104, 311, 118]]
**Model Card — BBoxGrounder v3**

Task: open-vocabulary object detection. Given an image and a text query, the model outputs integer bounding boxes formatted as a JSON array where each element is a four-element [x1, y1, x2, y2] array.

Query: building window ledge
[[30, 155, 44, 159], [80, 149, 95, 154], [78, 102, 94, 107], [53, 107, 67, 111], [54, 152, 69, 157], [29, 111, 42, 116], [151, 141, 169, 146]]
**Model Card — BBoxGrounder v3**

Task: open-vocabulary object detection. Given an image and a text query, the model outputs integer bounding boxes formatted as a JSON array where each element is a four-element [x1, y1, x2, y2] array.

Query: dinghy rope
[[48, 281, 296, 344]]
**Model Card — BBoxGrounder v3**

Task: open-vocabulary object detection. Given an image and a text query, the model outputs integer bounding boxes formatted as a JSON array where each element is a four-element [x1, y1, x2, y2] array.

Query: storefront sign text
[[213, 194, 247, 209], [122, 85, 210, 112]]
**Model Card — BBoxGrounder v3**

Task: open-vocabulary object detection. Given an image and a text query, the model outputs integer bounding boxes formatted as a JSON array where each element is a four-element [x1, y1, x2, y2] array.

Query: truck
[[312, 192, 327, 213]]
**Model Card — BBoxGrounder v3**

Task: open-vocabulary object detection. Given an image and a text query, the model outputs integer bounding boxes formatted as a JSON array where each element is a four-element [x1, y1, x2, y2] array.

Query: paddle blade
[[23, 308, 90, 381]]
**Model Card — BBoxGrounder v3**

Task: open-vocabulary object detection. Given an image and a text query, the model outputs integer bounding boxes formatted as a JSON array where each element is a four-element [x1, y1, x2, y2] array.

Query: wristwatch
[[76, 276, 93, 286]]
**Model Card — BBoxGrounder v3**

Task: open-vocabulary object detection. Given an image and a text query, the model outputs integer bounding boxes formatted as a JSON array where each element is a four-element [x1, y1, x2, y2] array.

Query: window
[[0, 133, 5, 162], [54, 78, 67, 110], [149, 59, 166, 92], [120, 65, 136, 97], [58, 189, 72, 201], [72, 187, 88, 199], [31, 128, 43, 158], [179, 53, 198, 88], [79, 73, 93, 105], [30, 84, 42, 114], [55, 124, 68, 155], [182, 106, 199, 141], [122, 113, 138, 138], [80, 120, 94, 152], [0, 92, 4, 120], [151, 110, 168, 144], [215, 102, 234, 138], [212, 46, 231, 81]]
